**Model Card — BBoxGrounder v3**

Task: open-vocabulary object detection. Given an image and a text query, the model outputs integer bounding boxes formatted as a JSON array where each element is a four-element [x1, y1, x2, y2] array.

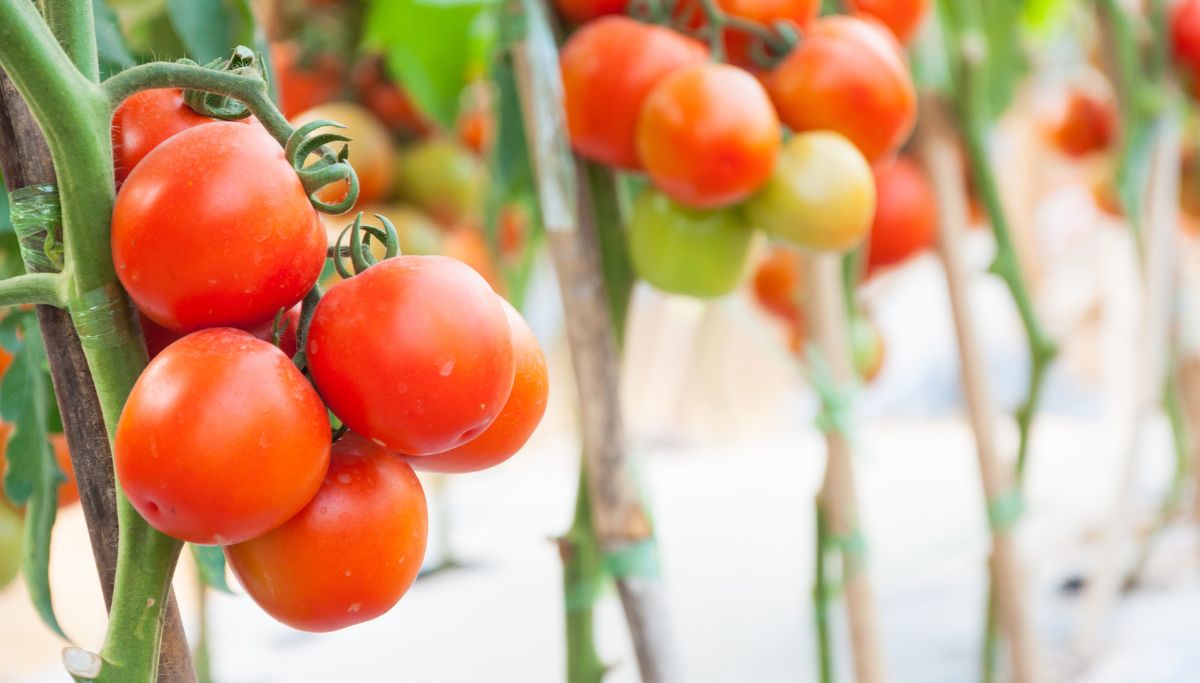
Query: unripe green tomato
[[0, 501, 22, 590], [745, 131, 876, 252], [628, 188, 754, 298], [851, 315, 885, 383], [395, 138, 488, 227]]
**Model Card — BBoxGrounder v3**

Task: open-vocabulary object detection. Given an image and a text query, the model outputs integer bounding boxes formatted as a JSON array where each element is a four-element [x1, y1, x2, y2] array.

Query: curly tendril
[[285, 120, 361, 214], [330, 213, 400, 279]]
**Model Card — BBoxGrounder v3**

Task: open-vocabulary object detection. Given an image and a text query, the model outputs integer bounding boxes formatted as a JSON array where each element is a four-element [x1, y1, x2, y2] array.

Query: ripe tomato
[[443, 226, 504, 293], [114, 328, 331, 545], [498, 203, 529, 261], [1174, 0, 1200, 93], [225, 433, 427, 632], [457, 106, 493, 155], [561, 17, 708, 169], [291, 102, 395, 206], [50, 434, 77, 508], [555, 0, 627, 23], [306, 256, 515, 456], [866, 156, 937, 273], [352, 57, 431, 136], [676, 0, 819, 68], [112, 88, 222, 184], [637, 63, 780, 208], [848, 0, 930, 43], [752, 245, 804, 323], [411, 300, 548, 473], [271, 42, 342, 119], [1045, 88, 1116, 159], [139, 306, 302, 359], [627, 188, 753, 297], [746, 131, 876, 251], [0, 500, 20, 590], [113, 122, 325, 332], [395, 138, 487, 227], [767, 16, 915, 163]]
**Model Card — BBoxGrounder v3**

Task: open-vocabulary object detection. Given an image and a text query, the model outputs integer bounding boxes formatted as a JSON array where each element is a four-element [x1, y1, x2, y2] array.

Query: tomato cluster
[[558, 8, 920, 299], [107, 86, 548, 632]]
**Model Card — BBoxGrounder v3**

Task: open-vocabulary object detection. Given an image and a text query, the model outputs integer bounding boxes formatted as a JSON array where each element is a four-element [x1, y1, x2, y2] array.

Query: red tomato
[[140, 305, 301, 359], [767, 16, 916, 163], [752, 246, 804, 323], [113, 122, 325, 332], [1046, 88, 1116, 158], [561, 17, 708, 169], [457, 106, 493, 155], [636, 63, 780, 208], [306, 256, 516, 456], [352, 57, 432, 136], [1174, 0, 1200, 93], [410, 300, 548, 473], [271, 42, 342, 120], [555, 0, 628, 23], [866, 156, 937, 273], [225, 433, 427, 632], [114, 329, 330, 545], [112, 89, 219, 184], [848, 0, 930, 43]]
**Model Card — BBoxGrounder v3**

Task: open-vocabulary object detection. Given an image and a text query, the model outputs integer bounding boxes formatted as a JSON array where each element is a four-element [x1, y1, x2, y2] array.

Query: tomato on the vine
[[1045, 88, 1116, 159], [306, 256, 516, 456], [1174, 0, 1200, 94], [847, 0, 930, 44], [746, 131, 876, 251], [271, 42, 343, 119], [555, 0, 628, 24], [111, 88, 234, 184], [395, 138, 487, 227], [0, 500, 20, 590], [352, 57, 431, 136], [139, 306, 302, 359], [114, 328, 331, 545], [753, 245, 804, 323], [767, 16, 915, 163], [113, 122, 326, 332], [677, 0, 819, 68], [411, 300, 548, 473], [561, 17, 708, 169], [291, 102, 395, 206], [637, 63, 780, 208], [628, 188, 753, 298], [866, 156, 937, 274], [226, 433, 427, 632]]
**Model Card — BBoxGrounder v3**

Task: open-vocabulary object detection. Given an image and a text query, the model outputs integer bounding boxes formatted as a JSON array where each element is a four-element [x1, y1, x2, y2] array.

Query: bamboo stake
[[1075, 107, 1182, 654], [803, 253, 886, 683], [916, 94, 1042, 683], [510, 3, 679, 679]]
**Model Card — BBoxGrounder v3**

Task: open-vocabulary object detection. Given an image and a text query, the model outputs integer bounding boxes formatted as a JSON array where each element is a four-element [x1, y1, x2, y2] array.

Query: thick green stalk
[[563, 467, 607, 683], [0, 272, 66, 307], [40, 0, 98, 82]]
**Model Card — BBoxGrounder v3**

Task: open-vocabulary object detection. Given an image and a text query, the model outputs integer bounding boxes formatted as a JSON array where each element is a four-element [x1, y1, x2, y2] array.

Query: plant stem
[[813, 502, 834, 683], [40, 0, 98, 82], [562, 466, 607, 683], [0, 272, 65, 307]]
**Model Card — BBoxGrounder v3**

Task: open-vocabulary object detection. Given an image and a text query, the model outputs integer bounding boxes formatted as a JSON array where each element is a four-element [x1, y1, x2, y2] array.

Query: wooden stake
[[803, 253, 887, 683], [915, 94, 1042, 683], [510, 5, 679, 680]]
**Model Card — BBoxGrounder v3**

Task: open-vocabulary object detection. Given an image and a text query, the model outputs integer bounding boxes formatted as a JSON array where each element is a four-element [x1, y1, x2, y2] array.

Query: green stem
[[0, 272, 66, 307], [40, 0, 98, 82], [194, 577, 212, 683], [563, 465, 607, 683], [813, 502, 834, 683]]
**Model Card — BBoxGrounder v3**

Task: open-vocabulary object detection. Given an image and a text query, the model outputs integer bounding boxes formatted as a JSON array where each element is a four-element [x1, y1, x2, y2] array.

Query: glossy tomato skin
[[291, 102, 395, 206], [411, 300, 548, 473], [753, 245, 804, 323], [637, 63, 780, 208], [307, 256, 515, 456], [561, 17, 708, 169], [848, 0, 930, 43], [114, 329, 331, 545], [746, 131, 876, 251], [113, 122, 325, 333], [226, 433, 427, 632], [112, 89, 216, 184], [767, 16, 915, 163], [138, 306, 301, 359], [866, 156, 937, 273], [628, 188, 753, 297], [555, 0, 628, 23]]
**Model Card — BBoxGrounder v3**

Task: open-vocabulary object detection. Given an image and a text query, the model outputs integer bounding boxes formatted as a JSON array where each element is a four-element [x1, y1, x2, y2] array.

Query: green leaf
[[363, 0, 499, 128], [0, 319, 65, 638], [165, 0, 255, 64], [190, 544, 232, 594], [93, 0, 137, 78]]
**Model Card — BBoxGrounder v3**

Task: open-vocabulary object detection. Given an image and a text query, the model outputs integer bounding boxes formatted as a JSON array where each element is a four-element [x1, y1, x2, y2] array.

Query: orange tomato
[[848, 0, 930, 43], [752, 245, 805, 323], [1046, 88, 1116, 159], [866, 156, 937, 274], [555, 0, 628, 23]]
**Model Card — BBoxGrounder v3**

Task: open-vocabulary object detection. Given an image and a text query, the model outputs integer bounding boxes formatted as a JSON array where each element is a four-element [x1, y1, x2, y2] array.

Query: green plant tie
[[986, 489, 1025, 534], [603, 538, 661, 579], [803, 348, 859, 442], [8, 184, 63, 273], [69, 284, 137, 350]]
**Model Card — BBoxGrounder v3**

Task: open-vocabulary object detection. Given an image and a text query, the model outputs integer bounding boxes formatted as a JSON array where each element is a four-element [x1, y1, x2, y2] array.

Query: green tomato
[[0, 501, 22, 590], [745, 130, 876, 252], [851, 315, 885, 383], [395, 138, 488, 227], [628, 188, 754, 298]]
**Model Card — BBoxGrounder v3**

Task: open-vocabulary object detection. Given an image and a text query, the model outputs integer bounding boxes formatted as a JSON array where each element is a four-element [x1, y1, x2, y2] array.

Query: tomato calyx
[[179, 47, 263, 121], [284, 119, 361, 214], [628, 0, 802, 68], [329, 212, 401, 278]]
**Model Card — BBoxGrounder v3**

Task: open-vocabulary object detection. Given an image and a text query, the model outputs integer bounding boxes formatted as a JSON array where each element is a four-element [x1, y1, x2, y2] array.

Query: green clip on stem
[[9, 184, 64, 273]]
